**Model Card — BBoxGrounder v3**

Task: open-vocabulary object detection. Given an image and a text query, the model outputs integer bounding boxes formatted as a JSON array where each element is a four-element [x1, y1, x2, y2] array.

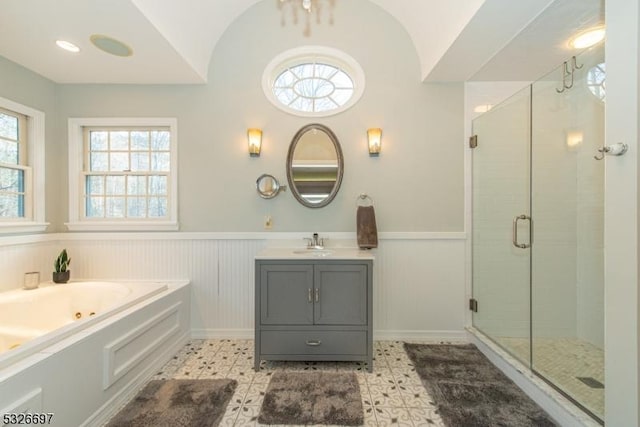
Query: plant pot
[[52, 271, 70, 284]]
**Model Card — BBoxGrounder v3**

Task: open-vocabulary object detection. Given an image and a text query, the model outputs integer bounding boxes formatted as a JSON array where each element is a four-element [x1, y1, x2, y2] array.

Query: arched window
[[262, 46, 365, 117], [586, 63, 605, 102]]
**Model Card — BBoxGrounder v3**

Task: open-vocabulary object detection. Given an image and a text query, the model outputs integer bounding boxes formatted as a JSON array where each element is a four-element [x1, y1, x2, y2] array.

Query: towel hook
[[572, 55, 583, 70], [556, 61, 570, 93], [356, 193, 374, 207], [556, 56, 582, 93]]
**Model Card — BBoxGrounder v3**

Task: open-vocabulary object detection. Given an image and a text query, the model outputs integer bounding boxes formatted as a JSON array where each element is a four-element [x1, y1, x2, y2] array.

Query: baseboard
[[82, 331, 190, 427], [191, 328, 254, 339], [191, 328, 467, 342], [467, 328, 601, 427], [374, 329, 467, 342]]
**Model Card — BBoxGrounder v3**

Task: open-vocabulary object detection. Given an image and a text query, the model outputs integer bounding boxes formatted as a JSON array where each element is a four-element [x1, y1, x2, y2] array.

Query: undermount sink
[[292, 249, 334, 257], [255, 247, 374, 260]]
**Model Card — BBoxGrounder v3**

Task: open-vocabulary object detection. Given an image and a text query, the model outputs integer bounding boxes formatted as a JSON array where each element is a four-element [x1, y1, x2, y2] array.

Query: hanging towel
[[357, 205, 378, 249]]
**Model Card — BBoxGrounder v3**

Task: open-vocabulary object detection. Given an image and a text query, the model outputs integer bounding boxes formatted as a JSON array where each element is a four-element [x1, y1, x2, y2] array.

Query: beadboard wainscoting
[[0, 233, 466, 341]]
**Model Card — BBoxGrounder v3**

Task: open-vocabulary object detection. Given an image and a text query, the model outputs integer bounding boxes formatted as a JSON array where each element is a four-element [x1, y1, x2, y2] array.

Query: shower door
[[530, 45, 605, 421], [471, 86, 532, 365], [472, 44, 605, 423]]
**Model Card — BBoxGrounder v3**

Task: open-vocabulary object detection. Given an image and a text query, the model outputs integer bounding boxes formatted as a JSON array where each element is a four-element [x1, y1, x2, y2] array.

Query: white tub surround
[[0, 280, 190, 427]]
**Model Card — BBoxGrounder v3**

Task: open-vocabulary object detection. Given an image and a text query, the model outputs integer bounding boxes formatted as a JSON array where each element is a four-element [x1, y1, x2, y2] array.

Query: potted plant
[[53, 249, 71, 283]]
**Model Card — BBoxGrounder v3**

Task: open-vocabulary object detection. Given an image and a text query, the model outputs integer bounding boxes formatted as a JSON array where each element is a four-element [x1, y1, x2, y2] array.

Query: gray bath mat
[[404, 343, 556, 427], [258, 371, 364, 425], [106, 378, 237, 427]]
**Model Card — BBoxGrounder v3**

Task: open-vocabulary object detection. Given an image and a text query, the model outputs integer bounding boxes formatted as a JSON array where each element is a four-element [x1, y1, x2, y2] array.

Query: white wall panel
[[374, 239, 466, 339], [187, 239, 220, 334], [0, 234, 466, 340], [0, 240, 58, 292], [215, 239, 266, 332]]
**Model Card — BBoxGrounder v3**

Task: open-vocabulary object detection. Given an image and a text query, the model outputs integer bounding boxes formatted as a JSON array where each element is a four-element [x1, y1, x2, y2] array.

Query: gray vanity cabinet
[[255, 259, 373, 372], [260, 264, 314, 325], [313, 264, 367, 325]]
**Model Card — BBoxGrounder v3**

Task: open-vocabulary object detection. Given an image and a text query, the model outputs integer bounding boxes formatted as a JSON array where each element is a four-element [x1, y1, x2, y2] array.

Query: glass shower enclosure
[[472, 44, 605, 423]]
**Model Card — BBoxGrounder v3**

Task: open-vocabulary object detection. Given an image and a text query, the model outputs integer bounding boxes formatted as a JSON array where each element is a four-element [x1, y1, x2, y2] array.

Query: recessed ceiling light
[[56, 40, 80, 53], [569, 27, 605, 49], [90, 34, 133, 57]]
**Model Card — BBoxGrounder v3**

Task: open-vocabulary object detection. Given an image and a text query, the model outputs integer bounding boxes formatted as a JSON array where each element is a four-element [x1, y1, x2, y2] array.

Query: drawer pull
[[305, 340, 322, 346], [315, 288, 319, 303], [308, 288, 312, 303]]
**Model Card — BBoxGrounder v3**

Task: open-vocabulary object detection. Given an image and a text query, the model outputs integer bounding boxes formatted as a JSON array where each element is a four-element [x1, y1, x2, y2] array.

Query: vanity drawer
[[261, 330, 367, 355]]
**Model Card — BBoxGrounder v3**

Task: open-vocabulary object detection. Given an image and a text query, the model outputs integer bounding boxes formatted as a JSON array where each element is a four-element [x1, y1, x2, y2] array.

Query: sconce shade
[[367, 128, 382, 156], [248, 128, 262, 157]]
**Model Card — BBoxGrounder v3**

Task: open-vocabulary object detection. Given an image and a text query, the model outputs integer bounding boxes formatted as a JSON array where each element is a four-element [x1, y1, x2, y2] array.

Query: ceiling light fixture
[[56, 40, 80, 53], [90, 34, 133, 57], [279, 0, 335, 37], [569, 27, 605, 49]]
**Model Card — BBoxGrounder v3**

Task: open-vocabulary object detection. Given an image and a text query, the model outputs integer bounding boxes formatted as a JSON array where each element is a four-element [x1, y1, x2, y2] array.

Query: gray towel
[[357, 206, 378, 249]]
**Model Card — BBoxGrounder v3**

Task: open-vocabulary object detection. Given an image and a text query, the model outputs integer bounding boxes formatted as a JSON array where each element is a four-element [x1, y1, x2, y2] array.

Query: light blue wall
[[1, 0, 464, 232]]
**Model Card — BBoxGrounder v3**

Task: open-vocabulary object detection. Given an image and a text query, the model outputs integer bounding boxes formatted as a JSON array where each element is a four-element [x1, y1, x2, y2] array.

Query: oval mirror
[[286, 124, 344, 208], [256, 174, 285, 199]]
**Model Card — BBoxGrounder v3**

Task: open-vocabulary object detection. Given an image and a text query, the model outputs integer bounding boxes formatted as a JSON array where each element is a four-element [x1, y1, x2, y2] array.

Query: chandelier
[[278, 0, 335, 36]]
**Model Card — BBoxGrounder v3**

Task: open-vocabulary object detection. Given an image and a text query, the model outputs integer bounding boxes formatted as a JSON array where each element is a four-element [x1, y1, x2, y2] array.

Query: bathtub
[[0, 280, 190, 427], [0, 281, 167, 369]]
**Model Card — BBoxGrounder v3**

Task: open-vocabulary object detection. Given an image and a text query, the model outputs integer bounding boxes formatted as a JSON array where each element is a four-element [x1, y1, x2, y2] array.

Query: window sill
[[0, 222, 50, 234], [65, 221, 179, 232]]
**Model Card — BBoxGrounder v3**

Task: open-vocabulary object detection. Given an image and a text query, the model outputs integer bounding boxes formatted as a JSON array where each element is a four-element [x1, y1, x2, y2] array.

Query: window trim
[[0, 97, 47, 233], [66, 117, 179, 231], [262, 46, 366, 118]]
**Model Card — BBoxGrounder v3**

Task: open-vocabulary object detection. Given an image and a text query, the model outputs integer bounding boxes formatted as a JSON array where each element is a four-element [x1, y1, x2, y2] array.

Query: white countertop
[[255, 247, 375, 260]]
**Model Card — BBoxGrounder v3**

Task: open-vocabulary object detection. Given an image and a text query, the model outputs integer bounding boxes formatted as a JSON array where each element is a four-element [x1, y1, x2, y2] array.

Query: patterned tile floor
[[150, 339, 445, 426], [496, 337, 604, 421]]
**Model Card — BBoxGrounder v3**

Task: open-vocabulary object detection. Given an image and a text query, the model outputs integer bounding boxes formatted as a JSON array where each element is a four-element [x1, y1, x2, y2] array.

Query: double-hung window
[[0, 108, 29, 219], [0, 98, 46, 233], [67, 118, 178, 231]]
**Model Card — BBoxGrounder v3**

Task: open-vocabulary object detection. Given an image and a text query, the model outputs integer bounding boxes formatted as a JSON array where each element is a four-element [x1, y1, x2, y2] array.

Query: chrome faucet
[[304, 233, 325, 249]]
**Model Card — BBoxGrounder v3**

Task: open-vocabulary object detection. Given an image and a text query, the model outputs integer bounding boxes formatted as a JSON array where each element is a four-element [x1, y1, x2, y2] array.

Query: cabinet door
[[260, 264, 314, 325], [314, 264, 367, 325]]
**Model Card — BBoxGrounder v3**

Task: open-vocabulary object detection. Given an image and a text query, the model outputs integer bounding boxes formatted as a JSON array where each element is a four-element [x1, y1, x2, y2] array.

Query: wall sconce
[[367, 128, 382, 156], [247, 128, 262, 157]]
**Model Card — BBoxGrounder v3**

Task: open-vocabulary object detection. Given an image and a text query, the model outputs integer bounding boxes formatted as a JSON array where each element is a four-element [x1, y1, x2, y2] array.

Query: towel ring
[[356, 193, 374, 207]]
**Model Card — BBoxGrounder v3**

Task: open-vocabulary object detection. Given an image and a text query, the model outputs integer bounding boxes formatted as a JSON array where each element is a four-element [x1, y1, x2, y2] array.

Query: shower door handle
[[512, 214, 532, 249]]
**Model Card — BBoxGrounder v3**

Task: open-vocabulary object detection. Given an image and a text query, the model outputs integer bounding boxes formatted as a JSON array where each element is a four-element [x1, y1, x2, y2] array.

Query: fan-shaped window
[[587, 63, 605, 102], [263, 46, 365, 117]]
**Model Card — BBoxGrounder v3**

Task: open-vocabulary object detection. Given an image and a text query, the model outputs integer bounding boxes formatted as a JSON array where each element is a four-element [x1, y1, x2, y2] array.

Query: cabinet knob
[[305, 340, 322, 346]]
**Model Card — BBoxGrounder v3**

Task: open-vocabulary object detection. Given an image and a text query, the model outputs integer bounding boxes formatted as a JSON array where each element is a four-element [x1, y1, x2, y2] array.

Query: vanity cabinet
[[254, 259, 373, 371]]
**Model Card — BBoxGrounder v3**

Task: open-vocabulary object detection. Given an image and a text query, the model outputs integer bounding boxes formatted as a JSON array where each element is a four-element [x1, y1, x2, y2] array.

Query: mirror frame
[[256, 174, 285, 199], [286, 123, 344, 208]]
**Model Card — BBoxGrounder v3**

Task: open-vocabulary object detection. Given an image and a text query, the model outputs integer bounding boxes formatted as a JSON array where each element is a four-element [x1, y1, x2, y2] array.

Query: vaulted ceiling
[[0, 0, 603, 84]]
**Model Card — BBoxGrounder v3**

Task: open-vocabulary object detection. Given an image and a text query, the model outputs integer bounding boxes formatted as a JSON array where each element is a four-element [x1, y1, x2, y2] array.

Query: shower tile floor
[[496, 337, 604, 420], [148, 339, 445, 426]]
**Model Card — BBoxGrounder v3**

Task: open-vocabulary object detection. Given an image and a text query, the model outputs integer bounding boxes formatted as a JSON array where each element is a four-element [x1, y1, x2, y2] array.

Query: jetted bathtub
[[0, 280, 190, 427], [0, 281, 167, 368]]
